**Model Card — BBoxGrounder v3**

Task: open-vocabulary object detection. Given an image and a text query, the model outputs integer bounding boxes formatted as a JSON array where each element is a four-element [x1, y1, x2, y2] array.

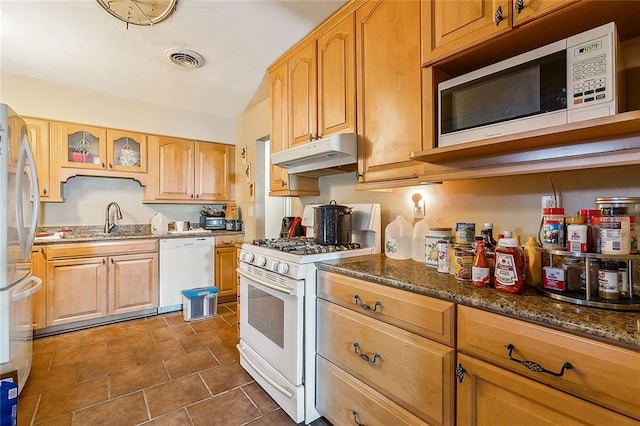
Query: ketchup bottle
[[494, 236, 526, 294], [472, 237, 490, 287]]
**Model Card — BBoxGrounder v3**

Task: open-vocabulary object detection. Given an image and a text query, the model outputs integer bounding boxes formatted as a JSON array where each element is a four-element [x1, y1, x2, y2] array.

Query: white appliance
[[438, 22, 621, 147], [158, 237, 214, 313], [237, 203, 381, 424], [0, 104, 42, 393], [270, 132, 357, 175]]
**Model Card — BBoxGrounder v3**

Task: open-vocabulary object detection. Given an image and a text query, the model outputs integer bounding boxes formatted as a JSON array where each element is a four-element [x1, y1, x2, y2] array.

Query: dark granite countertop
[[317, 254, 640, 351], [34, 225, 243, 244]]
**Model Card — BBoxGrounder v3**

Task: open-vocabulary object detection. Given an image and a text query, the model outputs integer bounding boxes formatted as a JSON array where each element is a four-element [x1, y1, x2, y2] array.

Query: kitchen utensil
[[313, 200, 352, 245], [200, 206, 226, 217], [280, 217, 305, 238]]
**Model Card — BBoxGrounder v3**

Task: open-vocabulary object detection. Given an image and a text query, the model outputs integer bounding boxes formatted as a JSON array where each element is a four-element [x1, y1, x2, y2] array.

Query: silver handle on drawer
[[353, 343, 381, 365], [353, 294, 381, 312], [505, 344, 573, 377]]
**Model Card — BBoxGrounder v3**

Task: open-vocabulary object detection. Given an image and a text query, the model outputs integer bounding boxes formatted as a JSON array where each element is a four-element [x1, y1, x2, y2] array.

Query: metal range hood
[[271, 133, 357, 175]]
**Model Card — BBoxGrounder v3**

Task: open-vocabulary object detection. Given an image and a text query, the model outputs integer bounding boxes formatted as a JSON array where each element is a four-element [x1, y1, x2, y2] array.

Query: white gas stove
[[237, 204, 381, 424]]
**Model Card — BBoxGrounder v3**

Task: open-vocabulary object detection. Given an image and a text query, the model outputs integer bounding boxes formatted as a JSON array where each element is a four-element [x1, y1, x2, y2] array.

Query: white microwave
[[438, 22, 622, 148]]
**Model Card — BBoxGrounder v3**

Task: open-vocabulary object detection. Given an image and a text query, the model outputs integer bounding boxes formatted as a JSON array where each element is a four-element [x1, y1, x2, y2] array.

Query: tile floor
[[18, 303, 330, 426]]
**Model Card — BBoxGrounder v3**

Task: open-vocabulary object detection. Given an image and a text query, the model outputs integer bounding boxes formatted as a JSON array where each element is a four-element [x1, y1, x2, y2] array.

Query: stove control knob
[[277, 263, 290, 275], [242, 252, 254, 263], [256, 256, 267, 267], [270, 261, 280, 271]]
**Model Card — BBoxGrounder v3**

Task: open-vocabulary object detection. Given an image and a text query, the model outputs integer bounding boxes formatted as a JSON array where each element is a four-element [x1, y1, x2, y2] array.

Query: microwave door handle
[[16, 134, 40, 261], [237, 270, 296, 296], [236, 344, 294, 399]]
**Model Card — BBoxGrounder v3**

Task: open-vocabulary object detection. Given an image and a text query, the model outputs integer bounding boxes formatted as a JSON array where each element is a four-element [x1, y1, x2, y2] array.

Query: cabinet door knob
[[42, 188, 47, 196], [494, 6, 504, 26], [515, 0, 524, 14], [108, 163, 113, 169]]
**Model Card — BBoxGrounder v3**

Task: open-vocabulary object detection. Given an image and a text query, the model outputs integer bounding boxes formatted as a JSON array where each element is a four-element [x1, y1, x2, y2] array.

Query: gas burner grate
[[251, 237, 361, 254]]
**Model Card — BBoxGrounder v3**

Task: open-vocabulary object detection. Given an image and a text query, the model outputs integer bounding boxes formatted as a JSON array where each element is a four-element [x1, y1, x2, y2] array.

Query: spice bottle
[[540, 208, 565, 250], [579, 209, 601, 252], [599, 207, 631, 255], [494, 237, 526, 294], [598, 261, 619, 299], [580, 259, 600, 296], [563, 257, 583, 291], [472, 237, 490, 287]]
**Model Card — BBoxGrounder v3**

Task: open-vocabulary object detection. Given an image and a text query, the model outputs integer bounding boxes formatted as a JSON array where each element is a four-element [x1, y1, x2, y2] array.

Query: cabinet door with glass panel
[[59, 123, 107, 170], [107, 129, 146, 173]]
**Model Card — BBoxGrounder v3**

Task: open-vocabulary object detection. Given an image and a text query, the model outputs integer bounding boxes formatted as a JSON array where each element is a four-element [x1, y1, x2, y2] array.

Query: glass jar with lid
[[562, 257, 583, 291]]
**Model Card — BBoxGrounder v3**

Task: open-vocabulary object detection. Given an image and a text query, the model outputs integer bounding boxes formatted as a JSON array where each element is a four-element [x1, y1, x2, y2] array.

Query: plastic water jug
[[150, 212, 168, 235], [411, 217, 431, 262], [385, 215, 412, 259]]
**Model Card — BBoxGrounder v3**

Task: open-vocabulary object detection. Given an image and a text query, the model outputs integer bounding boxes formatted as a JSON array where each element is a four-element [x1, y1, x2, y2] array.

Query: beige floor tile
[[34, 376, 108, 423], [242, 382, 279, 415], [144, 373, 210, 419], [164, 349, 219, 379], [199, 363, 253, 395], [73, 391, 149, 426], [134, 339, 185, 365], [152, 324, 195, 343], [188, 388, 261, 426], [178, 330, 224, 353], [109, 360, 170, 398], [76, 351, 135, 382]]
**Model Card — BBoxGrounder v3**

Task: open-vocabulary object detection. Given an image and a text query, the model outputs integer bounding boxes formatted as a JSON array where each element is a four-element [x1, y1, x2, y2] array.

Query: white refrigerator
[[0, 104, 42, 393]]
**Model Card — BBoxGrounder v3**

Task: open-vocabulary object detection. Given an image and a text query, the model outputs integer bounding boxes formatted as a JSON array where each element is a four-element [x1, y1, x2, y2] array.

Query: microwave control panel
[[566, 22, 618, 120]]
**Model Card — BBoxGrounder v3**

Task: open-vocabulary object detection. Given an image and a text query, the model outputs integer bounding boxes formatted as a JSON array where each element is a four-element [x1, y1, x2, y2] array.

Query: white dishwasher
[[159, 237, 214, 313]]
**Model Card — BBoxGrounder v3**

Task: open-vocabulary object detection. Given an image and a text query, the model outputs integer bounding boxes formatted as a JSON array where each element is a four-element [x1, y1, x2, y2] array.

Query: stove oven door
[[237, 265, 304, 417]]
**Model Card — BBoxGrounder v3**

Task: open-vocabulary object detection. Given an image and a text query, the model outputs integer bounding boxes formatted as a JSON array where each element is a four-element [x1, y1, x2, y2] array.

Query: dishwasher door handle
[[237, 270, 296, 296]]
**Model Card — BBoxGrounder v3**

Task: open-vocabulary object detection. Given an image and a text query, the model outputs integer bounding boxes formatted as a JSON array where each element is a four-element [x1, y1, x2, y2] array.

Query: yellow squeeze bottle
[[524, 235, 542, 286]]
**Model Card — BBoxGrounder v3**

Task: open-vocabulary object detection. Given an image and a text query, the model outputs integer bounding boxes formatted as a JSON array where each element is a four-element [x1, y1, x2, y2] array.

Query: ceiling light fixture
[[165, 49, 205, 69], [96, 0, 178, 27]]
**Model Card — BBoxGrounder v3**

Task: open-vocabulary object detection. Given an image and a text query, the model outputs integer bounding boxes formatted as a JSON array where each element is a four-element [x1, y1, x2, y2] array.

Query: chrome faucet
[[104, 201, 123, 233]]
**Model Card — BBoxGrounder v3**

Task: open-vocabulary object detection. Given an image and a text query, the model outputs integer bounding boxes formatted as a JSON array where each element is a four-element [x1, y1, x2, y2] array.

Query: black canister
[[313, 200, 352, 245]]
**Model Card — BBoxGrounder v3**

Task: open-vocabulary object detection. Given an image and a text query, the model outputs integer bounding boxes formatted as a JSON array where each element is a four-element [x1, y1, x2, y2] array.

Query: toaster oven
[[200, 216, 226, 230]]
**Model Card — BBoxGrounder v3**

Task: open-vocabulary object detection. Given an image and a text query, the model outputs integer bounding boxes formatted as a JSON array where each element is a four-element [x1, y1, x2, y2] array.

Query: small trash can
[[181, 287, 218, 321]]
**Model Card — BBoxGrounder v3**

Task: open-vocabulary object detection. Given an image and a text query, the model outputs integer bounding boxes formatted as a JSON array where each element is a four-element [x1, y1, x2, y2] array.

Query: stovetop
[[251, 237, 361, 255]]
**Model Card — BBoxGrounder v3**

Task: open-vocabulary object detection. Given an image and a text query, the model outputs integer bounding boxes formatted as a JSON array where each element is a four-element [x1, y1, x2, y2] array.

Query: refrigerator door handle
[[12, 276, 42, 302], [15, 132, 40, 261]]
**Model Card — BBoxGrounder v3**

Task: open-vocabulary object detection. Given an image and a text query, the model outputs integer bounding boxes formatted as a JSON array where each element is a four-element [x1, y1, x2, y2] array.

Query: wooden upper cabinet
[[422, 0, 512, 65], [154, 136, 195, 201], [289, 42, 317, 147], [318, 15, 356, 139], [59, 123, 107, 170], [195, 142, 231, 201], [24, 118, 62, 202], [269, 61, 291, 192], [355, 0, 425, 185], [106, 129, 147, 173], [512, 0, 578, 26]]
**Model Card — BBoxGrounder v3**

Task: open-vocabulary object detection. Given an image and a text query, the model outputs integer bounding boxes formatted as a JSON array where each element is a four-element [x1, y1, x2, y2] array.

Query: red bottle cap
[[579, 209, 601, 217], [543, 207, 565, 215]]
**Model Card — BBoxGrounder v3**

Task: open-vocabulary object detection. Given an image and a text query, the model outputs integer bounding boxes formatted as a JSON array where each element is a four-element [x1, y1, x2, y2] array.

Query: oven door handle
[[237, 270, 296, 296], [237, 344, 294, 399]]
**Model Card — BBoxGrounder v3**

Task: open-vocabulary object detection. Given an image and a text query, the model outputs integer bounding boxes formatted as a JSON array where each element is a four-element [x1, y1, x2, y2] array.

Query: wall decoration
[[241, 145, 247, 165], [245, 163, 251, 183], [248, 182, 255, 203]]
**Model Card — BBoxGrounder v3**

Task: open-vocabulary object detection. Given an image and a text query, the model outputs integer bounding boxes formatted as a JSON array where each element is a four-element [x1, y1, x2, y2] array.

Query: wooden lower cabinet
[[46, 257, 108, 326], [316, 356, 426, 426], [108, 252, 158, 315], [41, 240, 158, 329], [456, 353, 638, 426], [316, 271, 455, 426], [215, 235, 239, 303]]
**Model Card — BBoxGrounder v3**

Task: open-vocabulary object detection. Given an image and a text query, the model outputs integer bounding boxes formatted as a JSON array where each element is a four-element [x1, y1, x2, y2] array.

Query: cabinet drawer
[[45, 239, 158, 259], [215, 234, 239, 247], [457, 305, 640, 420], [316, 356, 427, 426], [317, 299, 454, 425], [317, 270, 455, 346]]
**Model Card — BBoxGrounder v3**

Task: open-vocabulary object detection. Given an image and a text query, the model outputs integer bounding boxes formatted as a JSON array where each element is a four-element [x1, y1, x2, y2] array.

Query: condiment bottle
[[523, 235, 541, 286], [540, 208, 565, 250], [482, 222, 498, 246], [494, 236, 526, 294], [579, 209, 601, 252], [598, 261, 619, 299], [472, 237, 490, 287], [480, 228, 496, 285]]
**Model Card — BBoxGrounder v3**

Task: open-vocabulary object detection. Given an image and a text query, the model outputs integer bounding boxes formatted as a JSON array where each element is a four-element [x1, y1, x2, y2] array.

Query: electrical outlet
[[541, 195, 561, 209]]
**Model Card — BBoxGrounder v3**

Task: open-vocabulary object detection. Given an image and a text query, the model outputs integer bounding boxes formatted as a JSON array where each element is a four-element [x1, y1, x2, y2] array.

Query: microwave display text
[[576, 41, 602, 56]]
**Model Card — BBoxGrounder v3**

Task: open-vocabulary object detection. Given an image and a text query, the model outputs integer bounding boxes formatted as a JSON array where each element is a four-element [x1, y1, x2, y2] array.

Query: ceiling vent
[[165, 49, 205, 69]]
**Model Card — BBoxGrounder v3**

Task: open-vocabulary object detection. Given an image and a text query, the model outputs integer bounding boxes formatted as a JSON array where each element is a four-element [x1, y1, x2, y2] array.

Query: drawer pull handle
[[505, 344, 573, 377], [353, 295, 381, 312], [351, 410, 365, 426], [353, 343, 381, 365]]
